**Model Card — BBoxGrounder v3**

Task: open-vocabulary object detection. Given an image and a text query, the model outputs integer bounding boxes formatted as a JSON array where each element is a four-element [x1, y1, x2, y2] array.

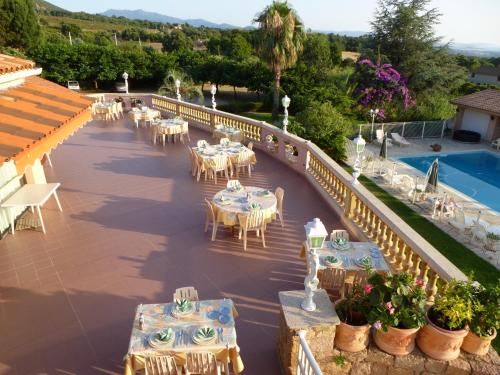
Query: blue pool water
[[398, 151, 500, 212]]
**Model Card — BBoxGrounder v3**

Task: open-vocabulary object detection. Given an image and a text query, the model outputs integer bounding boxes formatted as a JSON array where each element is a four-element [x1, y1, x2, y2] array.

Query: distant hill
[[35, 0, 67, 13], [101, 9, 240, 29]]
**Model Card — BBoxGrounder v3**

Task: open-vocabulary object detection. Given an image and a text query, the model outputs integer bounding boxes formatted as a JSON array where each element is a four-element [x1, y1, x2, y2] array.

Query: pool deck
[[365, 136, 500, 268]]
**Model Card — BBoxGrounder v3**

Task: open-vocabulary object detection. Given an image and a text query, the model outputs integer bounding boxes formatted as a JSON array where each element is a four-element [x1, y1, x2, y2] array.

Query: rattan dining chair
[[145, 355, 180, 375], [173, 286, 199, 302], [238, 209, 266, 251], [330, 229, 349, 242], [185, 352, 221, 375], [275, 187, 284, 227], [320, 268, 346, 301]]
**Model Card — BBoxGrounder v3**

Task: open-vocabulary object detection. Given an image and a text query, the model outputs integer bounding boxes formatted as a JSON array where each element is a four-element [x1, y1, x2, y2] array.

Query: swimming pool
[[397, 151, 500, 212]]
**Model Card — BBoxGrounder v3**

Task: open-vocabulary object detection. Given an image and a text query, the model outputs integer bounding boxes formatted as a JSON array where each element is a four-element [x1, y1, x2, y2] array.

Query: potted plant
[[366, 272, 426, 355], [417, 279, 474, 360], [334, 284, 372, 352], [462, 281, 499, 355]]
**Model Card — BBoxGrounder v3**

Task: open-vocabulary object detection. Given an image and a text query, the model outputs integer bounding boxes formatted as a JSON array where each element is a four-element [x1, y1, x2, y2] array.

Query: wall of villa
[[93, 93, 467, 302]]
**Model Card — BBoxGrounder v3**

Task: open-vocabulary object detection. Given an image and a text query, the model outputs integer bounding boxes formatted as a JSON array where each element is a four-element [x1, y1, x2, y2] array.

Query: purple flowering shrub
[[356, 59, 415, 119]]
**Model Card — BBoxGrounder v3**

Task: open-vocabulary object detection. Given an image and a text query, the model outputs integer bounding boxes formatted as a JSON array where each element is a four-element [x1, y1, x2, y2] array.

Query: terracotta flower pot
[[461, 329, 497, 356], [416, 313, 469, 361], [373, 326, 420, 355], [334, 299, 370, 352], [335, 321, 371, 352]]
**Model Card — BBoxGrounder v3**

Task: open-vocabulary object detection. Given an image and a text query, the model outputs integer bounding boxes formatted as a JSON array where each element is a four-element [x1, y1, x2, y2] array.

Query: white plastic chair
[[375, 129, 392, 146], [448, 209, 472, 235], [238, 209, 266, 251], [145, 355, 180, 375], [185, 352, 221, 375], [207, 155, 230, 184], [235, 150, 254, 177], [491, 138, 500, 150], [173, 286, 199, 302], [330, 229, 349, 242], [226, 180, 241, 189], [471, 224, 488, 244], [391, 132, 411, 147], [275, 187, 284, 227]]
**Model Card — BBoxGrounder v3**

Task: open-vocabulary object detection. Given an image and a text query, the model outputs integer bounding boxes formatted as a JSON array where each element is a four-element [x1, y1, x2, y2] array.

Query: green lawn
[[357, 175, 499, 286]]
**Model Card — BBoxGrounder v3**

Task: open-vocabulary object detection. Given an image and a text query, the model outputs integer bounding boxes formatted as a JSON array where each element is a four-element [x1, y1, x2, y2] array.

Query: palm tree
[[158, 69, 203, 104], [254, 1, 306, 120]]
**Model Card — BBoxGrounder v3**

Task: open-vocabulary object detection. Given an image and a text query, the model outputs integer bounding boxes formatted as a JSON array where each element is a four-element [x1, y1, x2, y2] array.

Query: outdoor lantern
[[352, 132, 366, 185], [175, 79, 181, 101], [122, 72, 129, 94], [282, 95, 291, 133], [210, 84, 217, 110], [304, 218, 327, 250], [353, 133, 366, 154], [301, 218, 327, 312], [369, 108, 380, 141]]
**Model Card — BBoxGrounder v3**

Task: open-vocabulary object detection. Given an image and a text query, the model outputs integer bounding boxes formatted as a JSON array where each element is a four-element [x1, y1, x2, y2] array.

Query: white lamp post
[[302, 218, 327, 312], [282, 95, 291, 133], [352, 126, 366, 185], [122, 72, 129, 94], [370, 108, 379, 141], [175, 79, 181, 101], [210, 84, 217, 110]]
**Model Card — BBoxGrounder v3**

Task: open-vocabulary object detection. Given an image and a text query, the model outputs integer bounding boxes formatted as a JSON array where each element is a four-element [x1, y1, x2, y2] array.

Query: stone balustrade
[[90, 93, 467, 301]]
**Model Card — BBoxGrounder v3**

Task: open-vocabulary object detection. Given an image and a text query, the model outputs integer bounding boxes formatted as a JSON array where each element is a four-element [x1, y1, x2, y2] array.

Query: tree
[[221, 33, 253, 60], [371, 0, 466, 94], [300, 33, 332, 80], [0, 0, 40, 49], [158, 69, 203, 104], [162, 30, 193, 53], [254, 0, 306, 120], [295, 101, 350, 161]]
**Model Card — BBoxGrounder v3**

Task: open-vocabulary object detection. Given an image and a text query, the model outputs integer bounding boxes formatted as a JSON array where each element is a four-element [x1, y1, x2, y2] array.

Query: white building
[[470, 66, 500, 86]]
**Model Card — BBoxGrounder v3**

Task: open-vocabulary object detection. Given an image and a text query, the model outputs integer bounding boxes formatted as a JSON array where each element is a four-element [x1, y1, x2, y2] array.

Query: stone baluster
[[382, 227, 393, 256], [426, 271, 439, 303], [395, 243, 407, 272], [411, 256, 422, 279], [389, 235, 399, 264], [403, 249, 414, 272]]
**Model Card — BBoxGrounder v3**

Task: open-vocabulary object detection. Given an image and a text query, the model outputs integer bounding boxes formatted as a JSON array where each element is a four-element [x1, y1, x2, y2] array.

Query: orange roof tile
[[450, 89, 500, 116], [0, 75, 94, 172], [0, 54, 35, 75]]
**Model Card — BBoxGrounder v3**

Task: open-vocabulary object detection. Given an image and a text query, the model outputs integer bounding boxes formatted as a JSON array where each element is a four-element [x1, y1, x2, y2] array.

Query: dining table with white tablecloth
[[123, 299, 244, 375], [192, 143, 256, 175], [129, 107, 161, 127], [212, 186, 277, 226], [151, 119, 189, 145], [213, 126, 244, 143]]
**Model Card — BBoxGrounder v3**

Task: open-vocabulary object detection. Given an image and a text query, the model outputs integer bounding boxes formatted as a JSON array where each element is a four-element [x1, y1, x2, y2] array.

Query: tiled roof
[[473, 66, 500, 76], [0, 75, 94, 172], [0, 54, 35, 75], [450, 89, 500, 116]]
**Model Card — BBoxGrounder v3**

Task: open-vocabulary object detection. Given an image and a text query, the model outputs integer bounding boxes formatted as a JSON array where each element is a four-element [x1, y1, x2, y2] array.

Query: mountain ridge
[[101, 9, 241, 29]]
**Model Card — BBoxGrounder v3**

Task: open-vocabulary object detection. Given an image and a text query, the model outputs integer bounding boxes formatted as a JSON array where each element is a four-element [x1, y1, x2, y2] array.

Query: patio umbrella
[[379, 133, 388, 160], [426, 158, 439, 192]]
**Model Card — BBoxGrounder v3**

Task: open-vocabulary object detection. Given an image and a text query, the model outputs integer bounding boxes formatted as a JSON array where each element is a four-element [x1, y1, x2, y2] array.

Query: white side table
[[1, 183, 62, 234]]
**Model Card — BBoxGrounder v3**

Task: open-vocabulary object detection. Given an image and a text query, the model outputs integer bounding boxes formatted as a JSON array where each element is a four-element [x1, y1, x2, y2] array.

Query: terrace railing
[[126, 94, 466, 300], [296, 331, 323, 375]]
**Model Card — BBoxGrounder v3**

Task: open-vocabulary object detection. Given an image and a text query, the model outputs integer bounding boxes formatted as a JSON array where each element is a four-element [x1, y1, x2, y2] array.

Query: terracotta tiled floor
[[0, 118, 350, 375]]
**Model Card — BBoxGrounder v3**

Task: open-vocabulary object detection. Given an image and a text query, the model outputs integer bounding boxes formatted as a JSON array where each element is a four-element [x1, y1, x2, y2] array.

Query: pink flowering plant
[[355, 59, 414, 119], [365, 272, 426, 332]]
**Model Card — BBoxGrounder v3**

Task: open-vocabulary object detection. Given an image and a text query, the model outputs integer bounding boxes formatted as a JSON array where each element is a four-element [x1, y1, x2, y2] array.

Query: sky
[[50, 0, 500, 46]]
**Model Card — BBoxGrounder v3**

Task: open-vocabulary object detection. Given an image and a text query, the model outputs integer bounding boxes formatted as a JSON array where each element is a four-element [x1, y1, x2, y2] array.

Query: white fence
[[296, 331, 323, 375], [358, 120, 447, 141]]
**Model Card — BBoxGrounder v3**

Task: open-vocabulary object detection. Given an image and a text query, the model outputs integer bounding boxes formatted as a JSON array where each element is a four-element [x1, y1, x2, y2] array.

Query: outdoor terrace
[[0, 115, 345, 374]]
